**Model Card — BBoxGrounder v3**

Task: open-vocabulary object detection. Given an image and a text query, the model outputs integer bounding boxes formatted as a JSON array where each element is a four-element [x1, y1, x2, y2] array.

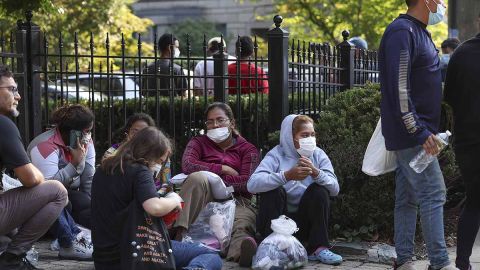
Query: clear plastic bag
[[1, 173, 23, 192], [182, 200, 236, 254], [252, 215, 308, 270]]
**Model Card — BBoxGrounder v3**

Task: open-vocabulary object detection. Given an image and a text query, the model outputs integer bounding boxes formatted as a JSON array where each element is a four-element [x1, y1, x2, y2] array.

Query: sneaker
[[308, 249, 342, 265], [0, 252, 42, 269], [49, 239, 59, 251], [395, 261, 418, 270], [428, 264, 460, 270], [58, 236, 93, 261], [238, 237, 257, 267]]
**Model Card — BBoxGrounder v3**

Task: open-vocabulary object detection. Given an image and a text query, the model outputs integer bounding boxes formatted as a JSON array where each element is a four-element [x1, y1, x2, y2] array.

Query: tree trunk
[[455, 0, 480, 41]]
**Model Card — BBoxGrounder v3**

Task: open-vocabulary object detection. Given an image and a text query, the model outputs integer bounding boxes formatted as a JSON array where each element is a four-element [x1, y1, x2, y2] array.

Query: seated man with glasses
[[171, 102, 260, 267], [0, 64, 68, 270]]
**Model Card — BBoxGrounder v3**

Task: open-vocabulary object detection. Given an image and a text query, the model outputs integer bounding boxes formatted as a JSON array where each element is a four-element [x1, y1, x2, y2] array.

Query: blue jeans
[[171, 240, 222, 270], [49, 208, 81, 248], [394, 146, 450, 269]]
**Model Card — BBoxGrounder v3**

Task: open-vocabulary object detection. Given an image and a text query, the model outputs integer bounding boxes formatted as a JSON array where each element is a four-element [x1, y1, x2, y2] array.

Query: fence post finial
[[25, 10, 33, 23], [342, 30, 350, 41], [273, 15, 283, 28]]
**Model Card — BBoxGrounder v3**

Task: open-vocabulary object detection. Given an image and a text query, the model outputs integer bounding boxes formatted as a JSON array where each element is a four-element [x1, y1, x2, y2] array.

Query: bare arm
[[13, 163, 45, 188], [142, 197, 180, 217]]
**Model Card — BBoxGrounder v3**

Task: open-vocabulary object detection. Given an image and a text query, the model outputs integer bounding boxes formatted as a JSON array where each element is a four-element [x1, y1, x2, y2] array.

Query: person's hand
[[70, 138, 87, 167], [221, 165, 239, 176], [297, 157, 319, 178], [284, 166, 312, 181], [423, 134, 440, 156], [165, 192, 183, 210]]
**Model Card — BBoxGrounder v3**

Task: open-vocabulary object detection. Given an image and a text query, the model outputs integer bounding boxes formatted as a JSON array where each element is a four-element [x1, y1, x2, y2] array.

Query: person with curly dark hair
[[27, 104, 95, 261]]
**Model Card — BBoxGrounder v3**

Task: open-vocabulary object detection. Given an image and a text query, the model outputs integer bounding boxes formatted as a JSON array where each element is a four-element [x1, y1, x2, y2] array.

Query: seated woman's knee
[[306, 184, 330, 203], [184, 172, 209, 187]]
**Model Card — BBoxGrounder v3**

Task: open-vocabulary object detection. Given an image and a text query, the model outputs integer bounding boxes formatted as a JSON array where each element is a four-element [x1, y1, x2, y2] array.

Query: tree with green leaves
[[271, 0, 448, 49], [167, 19, 224, 57], [0, 0, 153, 70]]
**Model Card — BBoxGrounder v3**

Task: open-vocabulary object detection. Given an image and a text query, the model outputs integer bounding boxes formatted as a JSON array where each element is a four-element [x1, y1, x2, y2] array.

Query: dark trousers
[[257, 184, 331, 254], [454, 145, 480, 270], [67, 189, 91, 229]]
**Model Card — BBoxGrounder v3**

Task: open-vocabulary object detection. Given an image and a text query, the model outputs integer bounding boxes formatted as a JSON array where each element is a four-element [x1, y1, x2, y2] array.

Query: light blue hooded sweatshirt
[[247, 114, 340, 212]]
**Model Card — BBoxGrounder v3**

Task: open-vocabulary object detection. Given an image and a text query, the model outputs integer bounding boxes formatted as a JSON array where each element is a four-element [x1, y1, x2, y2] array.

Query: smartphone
[[69, 130, 82, 149]]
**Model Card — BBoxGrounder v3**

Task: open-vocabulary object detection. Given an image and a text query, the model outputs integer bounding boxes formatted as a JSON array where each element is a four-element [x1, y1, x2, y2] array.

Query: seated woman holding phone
[[28, 104, 95, 260]]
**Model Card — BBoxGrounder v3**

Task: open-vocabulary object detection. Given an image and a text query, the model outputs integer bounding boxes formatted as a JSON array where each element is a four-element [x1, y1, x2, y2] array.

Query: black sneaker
[[0, 252, 42, 270]]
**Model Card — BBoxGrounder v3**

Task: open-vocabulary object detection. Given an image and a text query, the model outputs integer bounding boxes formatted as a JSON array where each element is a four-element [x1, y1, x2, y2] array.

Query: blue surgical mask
[[440, 54, 450, 65], [426, 0, 446, 25]]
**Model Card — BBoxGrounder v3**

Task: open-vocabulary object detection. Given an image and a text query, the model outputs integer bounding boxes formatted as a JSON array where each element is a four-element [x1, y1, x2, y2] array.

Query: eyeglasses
[[205, 118, 230, 127], [0, 86, 19, 96]]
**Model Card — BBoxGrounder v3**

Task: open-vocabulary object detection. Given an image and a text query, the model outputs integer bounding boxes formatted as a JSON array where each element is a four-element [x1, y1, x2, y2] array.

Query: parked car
[[41, 84, 104, 101], [61, 74, 141, 100]]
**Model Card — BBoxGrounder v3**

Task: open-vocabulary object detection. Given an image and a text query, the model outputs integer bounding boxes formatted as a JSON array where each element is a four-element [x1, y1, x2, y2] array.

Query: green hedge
[[317, 84, 459, 241], [43, 94, 269, 171], [267, 84, 459, 241]]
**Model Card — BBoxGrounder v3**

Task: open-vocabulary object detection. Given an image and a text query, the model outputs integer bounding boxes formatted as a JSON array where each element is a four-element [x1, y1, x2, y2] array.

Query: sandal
[[308, 249, 343, 265]]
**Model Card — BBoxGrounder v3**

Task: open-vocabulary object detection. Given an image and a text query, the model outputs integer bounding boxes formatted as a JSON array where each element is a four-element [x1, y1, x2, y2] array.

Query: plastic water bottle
[[26, 245, 39, 265], [409, 131, 451, 173]]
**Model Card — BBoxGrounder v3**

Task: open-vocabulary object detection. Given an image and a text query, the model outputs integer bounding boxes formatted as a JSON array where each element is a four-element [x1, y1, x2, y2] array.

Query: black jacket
[[444, 33, 480, 147]]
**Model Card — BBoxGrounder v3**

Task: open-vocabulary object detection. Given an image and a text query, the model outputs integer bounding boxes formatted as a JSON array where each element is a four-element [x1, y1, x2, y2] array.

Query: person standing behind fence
[[193, 37, 236, 96], [247, 114, 342, 266], [444, 31, 480, 270], [171, 102, 260, 267], [379, 0, 456, 270], [228, 36, 269, 95], [142, 33, 187, 97], [27, 104, 95, 260], [0, 64, 68, 270]]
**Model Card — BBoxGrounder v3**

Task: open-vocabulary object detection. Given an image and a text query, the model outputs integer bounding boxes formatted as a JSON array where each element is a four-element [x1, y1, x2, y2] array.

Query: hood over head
[[279, 114, 299, 158]]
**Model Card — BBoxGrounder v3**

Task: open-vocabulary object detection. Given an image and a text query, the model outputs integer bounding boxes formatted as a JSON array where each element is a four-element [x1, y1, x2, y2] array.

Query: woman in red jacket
[[172, 102, 259, 267]]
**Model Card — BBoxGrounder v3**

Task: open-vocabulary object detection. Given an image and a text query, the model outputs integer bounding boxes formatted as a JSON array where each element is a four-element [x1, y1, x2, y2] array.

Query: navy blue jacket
[[379, 14, 442, 151]]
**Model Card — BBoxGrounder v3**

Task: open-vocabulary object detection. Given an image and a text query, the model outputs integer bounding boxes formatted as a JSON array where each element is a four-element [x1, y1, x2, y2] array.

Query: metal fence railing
[[2, 13, 379, 173]]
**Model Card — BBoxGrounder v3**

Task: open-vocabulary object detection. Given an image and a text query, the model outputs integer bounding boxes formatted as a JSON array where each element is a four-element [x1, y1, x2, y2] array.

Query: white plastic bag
[[252, 215, 308, 270], [1, 173, 23, 192], [182, 200, 235, 254], [170, 171, 234, 199], [362, 119, 397, 176]]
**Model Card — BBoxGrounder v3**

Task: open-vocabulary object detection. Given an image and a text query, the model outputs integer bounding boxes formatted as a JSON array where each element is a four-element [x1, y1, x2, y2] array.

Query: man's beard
[[11, 108, 19, 117]]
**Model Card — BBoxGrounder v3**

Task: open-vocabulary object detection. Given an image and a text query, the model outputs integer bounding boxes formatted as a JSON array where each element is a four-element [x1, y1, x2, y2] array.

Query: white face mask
[[296, 136, 316, 157], [151, 163, 162, 178], [174, 48, 180, 58], [426, 0, 446, 25], [207, 127, 231, 143]]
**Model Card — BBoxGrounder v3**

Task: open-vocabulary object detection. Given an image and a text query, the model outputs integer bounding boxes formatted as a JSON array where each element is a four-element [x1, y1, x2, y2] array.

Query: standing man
[[379, 1, 457, 270], [142, 33, 187, 97], [444, 32, 480, 270], [0, 64, 68, 270], [193, 37, 236, 96]]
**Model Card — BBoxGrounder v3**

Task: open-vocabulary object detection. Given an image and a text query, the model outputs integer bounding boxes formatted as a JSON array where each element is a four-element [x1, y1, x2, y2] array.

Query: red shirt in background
[[228, 62, 269, 94]]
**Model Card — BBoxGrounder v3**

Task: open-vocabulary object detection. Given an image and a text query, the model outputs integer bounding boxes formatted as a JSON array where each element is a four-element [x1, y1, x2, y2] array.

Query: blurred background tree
[[264, 0, 448, 49], [167, 19, 222, 57], [0, 0, 153, 70]]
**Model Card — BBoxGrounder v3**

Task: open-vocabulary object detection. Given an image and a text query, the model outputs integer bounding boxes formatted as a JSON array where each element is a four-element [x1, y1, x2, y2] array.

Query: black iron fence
[[0, 13, 378, 172]]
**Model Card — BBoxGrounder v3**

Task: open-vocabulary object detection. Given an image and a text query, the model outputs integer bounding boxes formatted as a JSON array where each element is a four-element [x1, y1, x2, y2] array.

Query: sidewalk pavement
[[34, 235, 480, 270]]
